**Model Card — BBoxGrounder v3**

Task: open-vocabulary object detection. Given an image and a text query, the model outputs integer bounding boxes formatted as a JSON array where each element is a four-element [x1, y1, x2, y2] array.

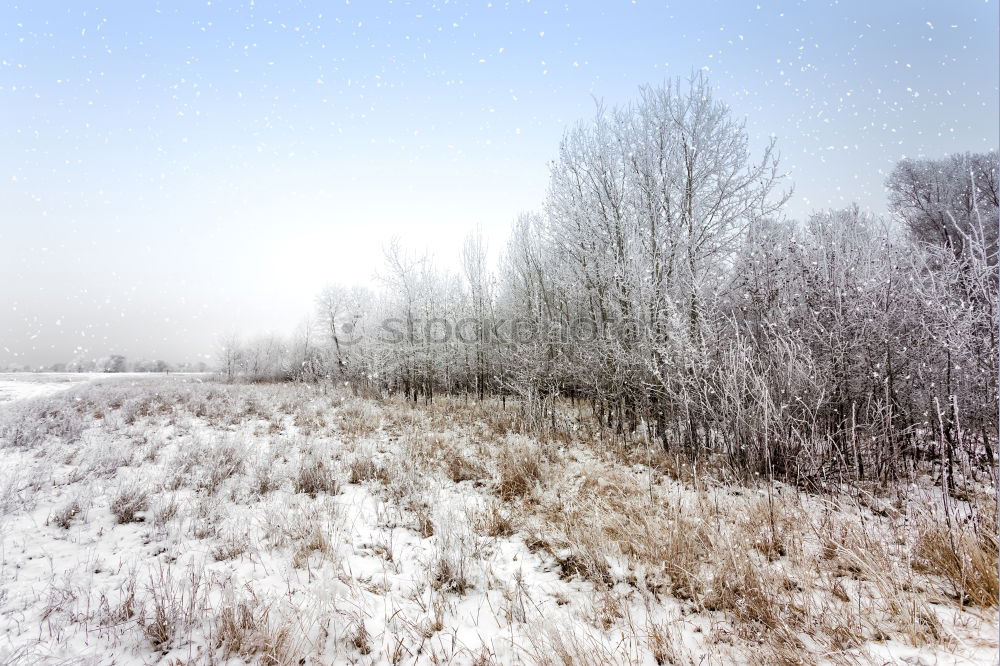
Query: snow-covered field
[[0, 373, 98, 404], [0, 376, 995, 664], [0, 373, 210, 405]]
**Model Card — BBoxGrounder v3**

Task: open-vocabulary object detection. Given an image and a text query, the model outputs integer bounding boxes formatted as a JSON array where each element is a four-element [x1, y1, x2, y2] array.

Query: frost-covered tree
[[228, 80, 996, 486], [886, 151, 999, 265], [534, 73, 789, 441]]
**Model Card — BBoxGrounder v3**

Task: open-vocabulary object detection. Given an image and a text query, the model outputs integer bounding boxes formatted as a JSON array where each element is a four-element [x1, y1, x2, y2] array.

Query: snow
[[0, 373, 97, 404], [0, 377, 995, 664]]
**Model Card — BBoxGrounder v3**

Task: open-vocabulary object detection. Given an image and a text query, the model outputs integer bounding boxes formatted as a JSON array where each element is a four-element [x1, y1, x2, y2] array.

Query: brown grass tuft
[[110, 485, 148, 524], [347, 453, 390, 485], [496, 440, 544, 501], [474, 501, 514, 537], [215, 593, 292, 665], [48, 499, 82, 529], [913, 519, 999, 608], [294, 457, 339, 497]]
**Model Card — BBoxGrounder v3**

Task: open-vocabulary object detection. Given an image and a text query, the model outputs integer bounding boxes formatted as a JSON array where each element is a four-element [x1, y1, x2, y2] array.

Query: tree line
[[222, 75, 998, 487], [3, 356, 208, 374]]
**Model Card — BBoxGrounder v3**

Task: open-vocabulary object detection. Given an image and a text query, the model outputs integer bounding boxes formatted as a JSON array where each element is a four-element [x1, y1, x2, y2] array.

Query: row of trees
[[218, 332, 322, 383], [224, 75, 998, 486], [3, 356, 206, 373]]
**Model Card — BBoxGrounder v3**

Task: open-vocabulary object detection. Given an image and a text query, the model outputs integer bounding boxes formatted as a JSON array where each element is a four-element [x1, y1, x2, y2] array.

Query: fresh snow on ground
[[0, 376, 995, 664], [0, 373, 97, 404]]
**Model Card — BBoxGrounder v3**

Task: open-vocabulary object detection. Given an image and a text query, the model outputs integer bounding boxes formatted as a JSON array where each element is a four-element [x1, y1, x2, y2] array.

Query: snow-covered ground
[[0, 373, 209, 405], [0, 372, 98, 404], [0, 377, 995, 664]]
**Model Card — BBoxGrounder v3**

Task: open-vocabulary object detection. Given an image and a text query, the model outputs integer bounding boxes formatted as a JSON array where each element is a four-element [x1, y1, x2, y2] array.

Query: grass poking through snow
[[0, 376, 995, 664]]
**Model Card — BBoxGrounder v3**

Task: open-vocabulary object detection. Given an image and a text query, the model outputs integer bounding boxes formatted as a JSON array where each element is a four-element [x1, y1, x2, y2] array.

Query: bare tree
[[887, 151, 999, 265], [222, 81, 997, 489]]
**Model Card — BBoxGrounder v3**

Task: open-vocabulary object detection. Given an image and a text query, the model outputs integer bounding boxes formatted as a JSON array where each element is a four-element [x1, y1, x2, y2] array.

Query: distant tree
[[218, 334, 242, 382], [316, 285, 368, 376], [67, 356, 95, 372], [98, 355, 127, 373], [290, 319, 324, 382], [461, 229, 494, 400]]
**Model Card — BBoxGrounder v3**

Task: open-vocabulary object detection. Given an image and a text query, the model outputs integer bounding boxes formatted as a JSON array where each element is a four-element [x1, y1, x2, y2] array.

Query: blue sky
[[1, 0, 997, 366]]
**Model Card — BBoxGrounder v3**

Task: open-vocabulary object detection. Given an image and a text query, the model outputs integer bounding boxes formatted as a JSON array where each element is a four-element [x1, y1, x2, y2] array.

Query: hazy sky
[[1, 0, 997, 367]]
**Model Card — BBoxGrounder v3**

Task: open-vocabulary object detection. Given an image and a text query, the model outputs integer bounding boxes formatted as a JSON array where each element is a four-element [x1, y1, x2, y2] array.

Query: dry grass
[[252, 455, 284, 496], [294, 455, 339, 497], [212, 531, 251, 561], [110, 484, 149, 524], [0, 398, 86, 449], [426, 509, 478, 595], [214, 592, 293, 664], [336, 399, 381, 437], [348, 620, 372, 655], [493, 443, 993, 661], [4, 378, 995, 665], [522, 622, 633, 666], [346, 451, 390, 485], [290, 522, 334, 568], [913, 514, 999, 608], [48, 498, 82, 529], [495, 436, 546, 501], [351, 388, 998, 661], [645, 619, 690, 666], [152, 495, 180, 527], [415, 503, 435, 538], [143, 565, 203, 651], [196, 440, 246, 493], [428, 553, 472, 594], [474, 501, 515, 537], [445, 452, 486, 483]]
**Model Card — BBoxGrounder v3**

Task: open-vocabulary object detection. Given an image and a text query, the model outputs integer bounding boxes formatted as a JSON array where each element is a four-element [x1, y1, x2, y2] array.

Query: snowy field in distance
[[0, 373, 212, 405], [0, 373, 98, 404]]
